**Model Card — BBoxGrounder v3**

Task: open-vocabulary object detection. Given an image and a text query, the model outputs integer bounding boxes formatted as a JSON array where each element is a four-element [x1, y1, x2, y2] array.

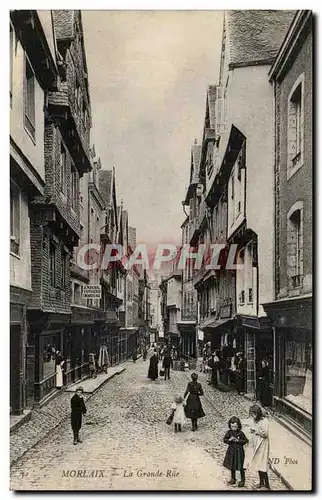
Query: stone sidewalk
[[10, 361, 128, 466]]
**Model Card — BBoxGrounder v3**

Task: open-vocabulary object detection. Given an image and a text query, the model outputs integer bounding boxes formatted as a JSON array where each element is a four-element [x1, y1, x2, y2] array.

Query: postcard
[[9, 9, 312, 492]]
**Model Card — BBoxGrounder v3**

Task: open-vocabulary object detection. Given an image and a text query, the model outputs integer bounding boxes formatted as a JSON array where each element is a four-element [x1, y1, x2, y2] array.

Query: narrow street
[[10, 358, 287, 491]]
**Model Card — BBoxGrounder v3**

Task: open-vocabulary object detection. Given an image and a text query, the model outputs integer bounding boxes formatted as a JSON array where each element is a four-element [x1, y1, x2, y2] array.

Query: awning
[[237, 315, 272, 331], [199, 317, 234, 331]]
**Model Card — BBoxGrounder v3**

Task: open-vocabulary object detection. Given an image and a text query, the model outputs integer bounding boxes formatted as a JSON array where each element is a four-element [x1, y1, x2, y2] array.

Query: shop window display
[[285, 329, 312, 414]]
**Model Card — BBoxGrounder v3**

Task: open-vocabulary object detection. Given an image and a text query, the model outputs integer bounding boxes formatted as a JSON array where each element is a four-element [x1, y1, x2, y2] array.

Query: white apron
[[56, 364, 63, 388], [244, 417, 270, 472]]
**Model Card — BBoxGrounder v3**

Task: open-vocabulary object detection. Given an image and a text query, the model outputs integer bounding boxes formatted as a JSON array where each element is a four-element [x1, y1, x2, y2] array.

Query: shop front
[[27, 311, 67, 406], [236, 315, 273, 399], [67, 307, 104, 385], [177, 321, 197, 358], [263, 297, 312, 437], [10, 286, 31, 415]]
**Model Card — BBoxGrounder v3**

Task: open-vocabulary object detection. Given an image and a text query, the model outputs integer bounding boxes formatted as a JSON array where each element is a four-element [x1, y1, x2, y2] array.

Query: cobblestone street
[[10, 357, 287, 491]]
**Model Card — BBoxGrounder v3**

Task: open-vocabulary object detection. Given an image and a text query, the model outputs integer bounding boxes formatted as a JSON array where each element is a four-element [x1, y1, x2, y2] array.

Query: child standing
[[171, 395, 186, 433], [71, 387, 87, 445], [223, 416, 248, 487], [244, 404, 270, 490]]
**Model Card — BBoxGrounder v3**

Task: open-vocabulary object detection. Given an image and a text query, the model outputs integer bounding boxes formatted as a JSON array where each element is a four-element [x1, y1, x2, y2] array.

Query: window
[[60, 144, 67, 194], [49, 243, 56, 287], [10, 24, 14, 106], [288, 75, 304, 178], [71, 165, 78, 211], [287, 203, 304, 289], [284, 329, 312, 415], [24, 55, 35, 139], [10, 181, 20, 255]]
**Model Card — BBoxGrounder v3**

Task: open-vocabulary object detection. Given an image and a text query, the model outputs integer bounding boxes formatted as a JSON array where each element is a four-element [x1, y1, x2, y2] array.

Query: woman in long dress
[[244, 404, 270, 490], [183, 372, 205, 431], [148, 350, 159, 380], [257, 360, 271, 407], [55, 351, 64, 388]]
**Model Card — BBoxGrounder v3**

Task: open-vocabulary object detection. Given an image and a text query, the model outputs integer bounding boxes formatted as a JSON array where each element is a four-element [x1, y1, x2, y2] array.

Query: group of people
[[168, 376, 271, 490], [69, 344, 271, 490], [147, 347, 174, 381], [168, 372, 205, 432], [202, 346, 272, 407], [203, 350, 245, 394]]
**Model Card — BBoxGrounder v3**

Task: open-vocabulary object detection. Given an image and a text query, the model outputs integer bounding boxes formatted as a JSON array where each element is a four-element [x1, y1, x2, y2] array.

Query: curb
[[10, 366, 127, 467], [269, 463, 293, 491], [10, 411, 32, 435]]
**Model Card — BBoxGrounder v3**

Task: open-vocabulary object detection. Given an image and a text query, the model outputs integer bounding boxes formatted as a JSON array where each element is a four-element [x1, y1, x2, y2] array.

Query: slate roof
[[227, 10, 296, 67], [99, 170, 113, 207]]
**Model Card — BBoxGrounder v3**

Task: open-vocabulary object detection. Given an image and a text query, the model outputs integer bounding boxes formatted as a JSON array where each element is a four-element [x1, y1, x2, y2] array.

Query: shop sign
[[82, 285, 102, 299]]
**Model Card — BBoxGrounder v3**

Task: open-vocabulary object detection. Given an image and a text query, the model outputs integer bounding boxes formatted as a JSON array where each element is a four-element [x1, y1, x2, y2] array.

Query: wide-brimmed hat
[[76, 386, 84, 393]]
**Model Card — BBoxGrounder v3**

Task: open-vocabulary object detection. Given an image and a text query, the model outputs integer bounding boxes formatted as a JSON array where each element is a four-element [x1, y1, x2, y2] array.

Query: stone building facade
[[10, 10, 59, 414], [264, 11, 312, 438], [26, 10, 92, 406]]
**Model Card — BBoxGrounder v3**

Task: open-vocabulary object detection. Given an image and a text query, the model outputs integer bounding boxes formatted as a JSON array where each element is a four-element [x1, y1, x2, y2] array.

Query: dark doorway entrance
[[10, 324, 23, 415]]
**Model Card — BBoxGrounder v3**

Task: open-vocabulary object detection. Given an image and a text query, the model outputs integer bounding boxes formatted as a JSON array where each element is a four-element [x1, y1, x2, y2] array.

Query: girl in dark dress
[[148, 351, 159, 380], [223, 416, 248, 487], [184, 372, 205, 431], [71, 387, 87, 445]]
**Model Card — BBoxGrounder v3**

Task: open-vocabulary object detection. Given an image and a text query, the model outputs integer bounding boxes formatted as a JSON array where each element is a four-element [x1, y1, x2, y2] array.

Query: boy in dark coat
[[71, 387, 87, 445], [223, 416, 248, 487]]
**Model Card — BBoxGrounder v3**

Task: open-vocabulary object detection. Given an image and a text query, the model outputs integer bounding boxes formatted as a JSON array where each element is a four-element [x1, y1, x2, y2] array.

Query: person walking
[[162, 350, 173, 380], [142, 346, 147, 361], [132, 348, 138, 363], [71, 387, 87, 445], [245, 404, 271, 490], [223, 416, 248, 487], [183, 372, 205, 431], [148, 350, 159, 380], [170, 395, 186, 433]]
